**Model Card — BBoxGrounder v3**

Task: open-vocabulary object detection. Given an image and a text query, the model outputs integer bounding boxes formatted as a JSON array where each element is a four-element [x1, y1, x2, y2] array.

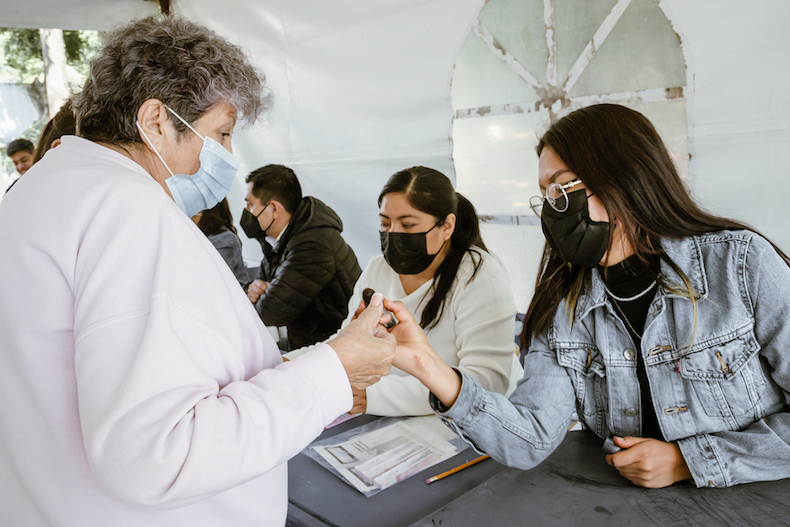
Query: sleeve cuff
[[430, 368, 484, 426], [676, 434, 728, 488], [289, 343, 353, 424]]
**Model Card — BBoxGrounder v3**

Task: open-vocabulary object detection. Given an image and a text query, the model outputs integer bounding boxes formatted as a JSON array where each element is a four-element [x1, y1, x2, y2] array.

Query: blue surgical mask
[[136, 105, 240, 217]]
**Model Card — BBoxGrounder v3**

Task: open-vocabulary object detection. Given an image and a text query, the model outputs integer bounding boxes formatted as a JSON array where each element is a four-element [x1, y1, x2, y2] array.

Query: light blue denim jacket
[[435, 231, 790, 488]]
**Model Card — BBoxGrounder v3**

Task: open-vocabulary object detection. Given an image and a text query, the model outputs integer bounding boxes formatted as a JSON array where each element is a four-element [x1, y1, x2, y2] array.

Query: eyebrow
[[379, 213, 419, 220], [540, 169, 572, 190]]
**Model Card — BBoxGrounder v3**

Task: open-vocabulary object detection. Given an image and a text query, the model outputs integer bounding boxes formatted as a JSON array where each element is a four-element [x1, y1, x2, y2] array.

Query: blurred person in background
[[33, 99, 77, 163], [5, 101, 77, 194], [242, 164, 361, 350], [6, 138, 35, 176], [192, 197, 250, 288]]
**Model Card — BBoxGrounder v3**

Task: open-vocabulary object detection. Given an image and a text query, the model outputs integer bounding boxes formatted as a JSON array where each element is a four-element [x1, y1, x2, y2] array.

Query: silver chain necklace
[[603, 280, 657, 302]]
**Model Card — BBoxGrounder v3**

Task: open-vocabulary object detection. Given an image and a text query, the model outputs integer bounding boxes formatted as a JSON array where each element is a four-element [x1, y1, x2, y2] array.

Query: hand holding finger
[[328, 293, 395, 386]]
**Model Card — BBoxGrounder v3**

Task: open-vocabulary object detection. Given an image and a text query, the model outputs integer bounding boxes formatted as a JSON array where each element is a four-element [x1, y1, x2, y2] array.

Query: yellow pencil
[[425, 455, 490, 484]]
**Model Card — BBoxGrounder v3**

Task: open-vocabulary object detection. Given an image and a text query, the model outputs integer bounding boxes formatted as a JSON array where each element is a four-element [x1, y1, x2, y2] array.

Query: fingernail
[[614, 436, 622, 440], [371, 293, 383, 306]]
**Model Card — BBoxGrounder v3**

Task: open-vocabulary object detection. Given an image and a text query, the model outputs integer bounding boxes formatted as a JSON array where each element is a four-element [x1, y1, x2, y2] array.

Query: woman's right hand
[[328, 294, 396, 391], [383, 299, 462, 408]]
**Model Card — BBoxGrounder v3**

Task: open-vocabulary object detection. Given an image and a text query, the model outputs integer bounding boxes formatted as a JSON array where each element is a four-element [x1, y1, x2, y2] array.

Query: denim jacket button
[[623, 348, 636, 361], [625, 408, 637, 417]]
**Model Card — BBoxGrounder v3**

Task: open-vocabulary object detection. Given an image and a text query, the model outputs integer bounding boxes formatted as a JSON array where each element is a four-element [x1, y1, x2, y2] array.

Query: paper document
[[313, 417, 458, 493]]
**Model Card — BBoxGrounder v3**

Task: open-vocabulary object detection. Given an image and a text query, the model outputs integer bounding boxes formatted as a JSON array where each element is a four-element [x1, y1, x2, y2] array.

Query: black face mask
[[541, 189, 610, 268], [240, 204, 273, 239], [380, 222, 445, 275]]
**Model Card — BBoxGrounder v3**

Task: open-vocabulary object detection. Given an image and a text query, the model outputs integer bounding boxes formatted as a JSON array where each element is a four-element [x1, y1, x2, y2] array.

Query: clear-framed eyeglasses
[[529, 178, 584, 217]]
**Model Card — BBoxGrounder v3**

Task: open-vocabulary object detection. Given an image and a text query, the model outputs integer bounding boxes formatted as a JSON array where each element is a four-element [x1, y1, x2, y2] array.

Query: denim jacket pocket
[[678, 324, 765, 419], [556, 345, 605, 432]]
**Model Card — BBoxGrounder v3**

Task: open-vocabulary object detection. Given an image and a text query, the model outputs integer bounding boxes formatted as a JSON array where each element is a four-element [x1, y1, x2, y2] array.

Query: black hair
[[379, 166, 487, 331], [7, 138, 34, 157], [197, 198, 237, 237], [245, 164, 303, 213]]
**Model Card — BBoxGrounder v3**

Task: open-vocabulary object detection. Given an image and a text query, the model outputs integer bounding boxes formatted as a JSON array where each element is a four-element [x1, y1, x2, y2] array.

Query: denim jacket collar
[[574, 236, 708, 322]]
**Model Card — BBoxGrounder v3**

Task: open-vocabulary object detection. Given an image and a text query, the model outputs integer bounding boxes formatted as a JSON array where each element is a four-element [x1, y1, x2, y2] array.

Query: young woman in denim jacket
[[387, 103, 790, 489]]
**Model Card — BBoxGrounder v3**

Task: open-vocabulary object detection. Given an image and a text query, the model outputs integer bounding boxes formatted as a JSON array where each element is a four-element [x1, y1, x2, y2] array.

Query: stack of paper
[[312, 418, 459, 494], [352, 439, 444, 489]]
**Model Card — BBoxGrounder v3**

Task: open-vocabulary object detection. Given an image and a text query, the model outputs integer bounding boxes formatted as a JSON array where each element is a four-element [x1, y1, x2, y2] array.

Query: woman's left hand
[[605, 436, 692, 488]]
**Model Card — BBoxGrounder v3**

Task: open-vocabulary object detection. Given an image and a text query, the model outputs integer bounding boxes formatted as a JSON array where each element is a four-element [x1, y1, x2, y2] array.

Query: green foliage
[[0, 28, 100, 179], [0, 28, 102, 87], [0, 28, 43, 83]]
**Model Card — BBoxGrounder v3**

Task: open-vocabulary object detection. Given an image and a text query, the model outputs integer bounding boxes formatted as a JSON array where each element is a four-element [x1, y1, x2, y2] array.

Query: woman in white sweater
[[338, 167, 523, 416]]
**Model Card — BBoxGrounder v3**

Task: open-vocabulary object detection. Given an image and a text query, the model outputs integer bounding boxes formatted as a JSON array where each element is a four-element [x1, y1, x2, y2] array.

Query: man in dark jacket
[[240, 164, 361, 350]]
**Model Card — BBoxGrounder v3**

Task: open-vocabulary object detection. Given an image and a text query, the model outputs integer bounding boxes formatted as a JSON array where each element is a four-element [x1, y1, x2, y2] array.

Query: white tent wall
[[173, 0, 484, 274], [3, 0, 786, 309], [174, 0, 790, 312], [1, 0, 159, 30]]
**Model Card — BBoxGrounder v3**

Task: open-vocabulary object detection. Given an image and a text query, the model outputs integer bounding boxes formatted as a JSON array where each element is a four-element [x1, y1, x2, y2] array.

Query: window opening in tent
[[449, 0, 693, 311]]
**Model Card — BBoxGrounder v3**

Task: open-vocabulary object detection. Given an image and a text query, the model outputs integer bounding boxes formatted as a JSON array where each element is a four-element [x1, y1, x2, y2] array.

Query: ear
[[269, 200, 287, 218], [136, 99, 171, 151], [50, 138, 62, 149], [441, 213, 456, 241]]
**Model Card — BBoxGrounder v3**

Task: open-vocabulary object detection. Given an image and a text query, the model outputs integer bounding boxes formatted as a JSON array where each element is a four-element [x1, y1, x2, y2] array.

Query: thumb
[[353, 292, 384, 332], [383, 298, 416, 325], [613, 436, 647, 449]]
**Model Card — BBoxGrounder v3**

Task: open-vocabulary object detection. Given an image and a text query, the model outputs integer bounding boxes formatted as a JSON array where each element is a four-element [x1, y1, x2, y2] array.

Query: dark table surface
[[288, 416, 790, 527], [286, 414, 506, 527]]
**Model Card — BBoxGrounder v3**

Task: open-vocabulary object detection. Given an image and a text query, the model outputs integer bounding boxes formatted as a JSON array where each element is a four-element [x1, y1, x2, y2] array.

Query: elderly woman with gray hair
[[0, 16, 394, 526]]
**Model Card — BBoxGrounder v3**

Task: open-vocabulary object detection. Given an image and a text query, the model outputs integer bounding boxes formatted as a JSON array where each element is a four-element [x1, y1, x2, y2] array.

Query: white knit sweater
[[288, 251, 523, 416]]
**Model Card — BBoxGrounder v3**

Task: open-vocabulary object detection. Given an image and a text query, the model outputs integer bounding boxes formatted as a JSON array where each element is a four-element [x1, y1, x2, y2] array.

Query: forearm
[[405, 350, 462, 409], [256, 293, 300, 326], [436, 371, 575, 470], [364, 372, 449, 416], [78, 320, 351, 508]]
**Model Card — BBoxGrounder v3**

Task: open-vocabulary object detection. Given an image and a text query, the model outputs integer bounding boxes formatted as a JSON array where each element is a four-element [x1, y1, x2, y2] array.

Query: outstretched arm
[[385, 299, 576, 470]]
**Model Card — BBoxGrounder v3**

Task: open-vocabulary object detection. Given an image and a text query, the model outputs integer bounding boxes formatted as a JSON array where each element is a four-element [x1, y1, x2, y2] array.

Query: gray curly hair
[[73, 15, 270, 144]]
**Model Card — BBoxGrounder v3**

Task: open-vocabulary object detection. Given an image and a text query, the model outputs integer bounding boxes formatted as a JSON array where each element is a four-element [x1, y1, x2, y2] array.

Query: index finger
[[607, 446, 641, 469]]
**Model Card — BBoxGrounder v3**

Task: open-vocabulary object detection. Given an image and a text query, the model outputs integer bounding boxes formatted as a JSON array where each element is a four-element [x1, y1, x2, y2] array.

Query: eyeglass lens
[[546, 183, 569, 212]]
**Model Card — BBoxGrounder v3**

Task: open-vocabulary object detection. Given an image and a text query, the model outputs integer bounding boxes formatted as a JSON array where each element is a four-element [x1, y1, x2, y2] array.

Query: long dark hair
[[522, 103, 790, 349], [379, 166, 487, 330], [197, 198, 237, 237]]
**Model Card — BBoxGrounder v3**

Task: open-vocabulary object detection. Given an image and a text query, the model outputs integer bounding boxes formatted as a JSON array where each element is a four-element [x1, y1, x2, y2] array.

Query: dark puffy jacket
[[255, 197, 361, 349]]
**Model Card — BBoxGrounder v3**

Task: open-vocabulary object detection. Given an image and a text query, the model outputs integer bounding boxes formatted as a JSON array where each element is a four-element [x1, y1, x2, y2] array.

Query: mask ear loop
[[164, 104, 205, 141], [136, 121, 175, 177], [426, 218, 450, 256]]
